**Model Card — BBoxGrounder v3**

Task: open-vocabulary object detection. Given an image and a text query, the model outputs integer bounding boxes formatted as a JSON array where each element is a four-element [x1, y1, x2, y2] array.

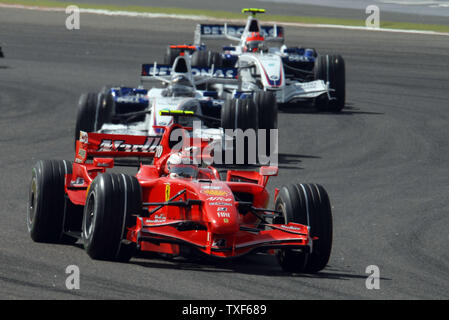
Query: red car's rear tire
[[27, 160, 76, 244]]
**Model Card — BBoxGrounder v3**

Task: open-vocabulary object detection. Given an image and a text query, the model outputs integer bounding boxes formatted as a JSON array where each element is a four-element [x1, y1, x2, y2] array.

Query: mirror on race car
[[259, 166, 278, 176]]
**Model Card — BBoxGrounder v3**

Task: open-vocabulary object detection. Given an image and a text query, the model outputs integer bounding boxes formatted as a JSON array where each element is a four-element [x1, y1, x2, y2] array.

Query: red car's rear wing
[[75, 131, 163, 164], [75, 124, 215, 166]]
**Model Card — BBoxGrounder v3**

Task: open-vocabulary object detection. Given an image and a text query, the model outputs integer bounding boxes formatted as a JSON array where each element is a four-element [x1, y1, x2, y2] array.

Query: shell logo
[[202, 189, 229, 196]]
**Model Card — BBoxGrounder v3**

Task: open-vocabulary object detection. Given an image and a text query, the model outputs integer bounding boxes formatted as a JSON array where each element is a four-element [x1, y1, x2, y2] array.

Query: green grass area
[[2, 0, 449, 33]]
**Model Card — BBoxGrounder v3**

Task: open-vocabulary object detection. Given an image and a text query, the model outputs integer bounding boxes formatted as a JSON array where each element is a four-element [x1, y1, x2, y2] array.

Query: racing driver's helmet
[[165, 74, 195, 97], [244, 32, 265, 52], [165, 152, 199, 179]]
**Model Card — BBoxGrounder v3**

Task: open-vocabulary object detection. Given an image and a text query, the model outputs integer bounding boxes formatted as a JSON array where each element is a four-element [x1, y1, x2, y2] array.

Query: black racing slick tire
[[220, 97, 258, 165], [208, 51, 223, 69], [221, 98, 234, 130], [192, 50, 222, 90], [191, 50, 209, 68], [98, 86, 114, 124], [74, 92, 102, 148], [221, 97, 258, 131], [191, 50, 211, 90], [27, 160, 77, 244], [164, 46, 181, 66], [253, 91, 278, 130], [253, 91, 278, 160], [82, 173, 142, 262], [235, 97, 258, 131], [275, 183, 333, 273], [314, 54, 345, 112]]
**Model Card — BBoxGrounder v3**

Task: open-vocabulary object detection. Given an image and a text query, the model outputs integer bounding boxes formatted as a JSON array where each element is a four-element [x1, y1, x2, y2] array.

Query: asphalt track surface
[[0, 7, 448, 300]]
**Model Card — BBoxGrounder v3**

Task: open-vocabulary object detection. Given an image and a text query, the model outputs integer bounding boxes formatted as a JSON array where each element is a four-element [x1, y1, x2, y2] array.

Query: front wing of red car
[[128, 218, 310, 258]]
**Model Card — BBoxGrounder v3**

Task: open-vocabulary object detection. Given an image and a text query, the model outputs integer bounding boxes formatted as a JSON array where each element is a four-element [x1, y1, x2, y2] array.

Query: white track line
[[1, 3, 448, 36]]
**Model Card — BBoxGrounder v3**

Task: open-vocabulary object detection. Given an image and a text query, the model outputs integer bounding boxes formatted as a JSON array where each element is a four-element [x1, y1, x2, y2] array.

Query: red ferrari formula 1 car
[[27, 123, 332, 273]]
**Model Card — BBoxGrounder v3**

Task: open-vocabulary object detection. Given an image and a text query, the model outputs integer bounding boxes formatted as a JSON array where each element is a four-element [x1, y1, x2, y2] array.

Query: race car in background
[[75, 45, 278, 163], [27, 122, 333, 273], [182, 8, 345, 112]]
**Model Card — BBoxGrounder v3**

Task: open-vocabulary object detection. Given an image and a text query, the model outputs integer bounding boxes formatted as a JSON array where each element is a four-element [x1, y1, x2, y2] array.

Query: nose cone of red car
[[199, 184, 239, 234]]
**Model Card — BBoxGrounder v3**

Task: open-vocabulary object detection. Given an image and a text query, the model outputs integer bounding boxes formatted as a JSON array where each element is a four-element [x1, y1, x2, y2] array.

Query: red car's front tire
[[82, 173, 141, 262], [275, 183, 333, 273]]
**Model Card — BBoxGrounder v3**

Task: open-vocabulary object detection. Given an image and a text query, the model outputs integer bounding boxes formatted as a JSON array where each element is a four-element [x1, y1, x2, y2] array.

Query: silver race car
[[188, 8, 345, 112]]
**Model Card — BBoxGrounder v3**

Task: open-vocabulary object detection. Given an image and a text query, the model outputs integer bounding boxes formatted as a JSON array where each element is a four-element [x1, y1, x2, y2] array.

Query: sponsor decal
[[299, 81, 322, 89], [201, 185, 222, 190], [165, 183, 170, 201], [201, 25, 244, 36], [70, 177, 85, 186], [97, 136, 161, 153], [95, 163, 109, 168], [288, 55, 310, 62], [78, 148, 86, 158], [200, 25, 281, 38], [210, 202, 232, 206], [278, 224, 305, 233], [76, 147, 87, 163], [206, 197, 232, 202], [79, 131, 88, 143], [217, 207, 228, 212], [145, 214, 166, 224], [217, 212, 230, 218], [280, 225, 301, 230], [223, 218, 229, 223], [201, 189, 229, 197], [191, 67, 237, 79], [142, 64, 237, 79], [116, 96, 143, 103], [201, 189, 229, 196]]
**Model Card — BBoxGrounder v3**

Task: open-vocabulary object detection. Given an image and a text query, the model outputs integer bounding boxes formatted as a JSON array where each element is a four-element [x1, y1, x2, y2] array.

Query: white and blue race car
[[183, 8, 345, 112], [74, 46, 277, 163]]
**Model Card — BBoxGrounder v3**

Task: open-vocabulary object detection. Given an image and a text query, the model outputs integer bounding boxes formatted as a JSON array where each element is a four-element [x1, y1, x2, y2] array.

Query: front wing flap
[[130, 218, 310, 258], [276, 80, 333, 103]]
